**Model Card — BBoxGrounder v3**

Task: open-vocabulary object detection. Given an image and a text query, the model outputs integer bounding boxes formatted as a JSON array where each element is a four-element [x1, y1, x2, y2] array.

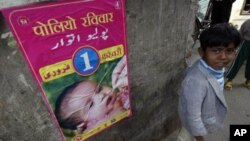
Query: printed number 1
[[80, 52, 93, 71]]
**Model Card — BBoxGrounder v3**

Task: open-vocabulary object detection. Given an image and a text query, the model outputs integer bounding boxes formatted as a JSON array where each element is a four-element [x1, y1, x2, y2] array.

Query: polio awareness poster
[[2, 0, 132, 140]]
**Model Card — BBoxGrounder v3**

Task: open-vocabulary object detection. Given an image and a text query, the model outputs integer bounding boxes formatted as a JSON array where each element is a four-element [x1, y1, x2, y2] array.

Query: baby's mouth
[[105, 96, 111, 106], [106, 95, 116, 106], [105, 95, 117, 114]]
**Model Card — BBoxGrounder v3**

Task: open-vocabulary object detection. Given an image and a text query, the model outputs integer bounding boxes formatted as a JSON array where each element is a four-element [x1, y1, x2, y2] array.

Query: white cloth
[[177, 127, 196, 141]]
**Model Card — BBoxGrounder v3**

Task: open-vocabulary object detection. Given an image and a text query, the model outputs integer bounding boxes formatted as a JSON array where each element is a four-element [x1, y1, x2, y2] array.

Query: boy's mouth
[[216, 62, 228, 67], [216, 63, 225, 67], [212, 62, 228, 70]]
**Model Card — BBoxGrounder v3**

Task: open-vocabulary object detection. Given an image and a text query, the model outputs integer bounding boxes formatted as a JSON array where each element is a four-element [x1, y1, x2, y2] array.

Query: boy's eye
[[211, 48, 221, 54], [211, 47, 235, 54], [225, 48, 235, 54]]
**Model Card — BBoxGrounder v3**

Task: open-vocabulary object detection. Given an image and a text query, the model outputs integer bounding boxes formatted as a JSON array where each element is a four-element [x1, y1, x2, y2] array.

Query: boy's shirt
[[178, 59, 228, 136]]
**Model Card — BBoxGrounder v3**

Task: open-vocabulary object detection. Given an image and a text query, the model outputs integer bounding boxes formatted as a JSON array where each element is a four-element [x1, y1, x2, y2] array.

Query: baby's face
[[63, 81, 117, 127]]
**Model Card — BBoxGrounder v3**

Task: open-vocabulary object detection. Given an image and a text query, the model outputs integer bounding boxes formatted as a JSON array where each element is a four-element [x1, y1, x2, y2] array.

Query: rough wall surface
[[0, 0, 197, 141]]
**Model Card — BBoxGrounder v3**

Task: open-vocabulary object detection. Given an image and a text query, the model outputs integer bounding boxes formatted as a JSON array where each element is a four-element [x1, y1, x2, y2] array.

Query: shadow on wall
[[0, 13, 6, 46], [0, 13, 4, 32], [0, 12, 11, 37]]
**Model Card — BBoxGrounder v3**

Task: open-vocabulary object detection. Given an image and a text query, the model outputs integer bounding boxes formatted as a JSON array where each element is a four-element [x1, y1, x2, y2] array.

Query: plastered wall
[[0, 0, 197, 140]]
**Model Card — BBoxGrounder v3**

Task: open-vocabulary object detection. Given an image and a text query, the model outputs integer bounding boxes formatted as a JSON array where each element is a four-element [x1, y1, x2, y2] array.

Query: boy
[[178, 23, 241, 141], [55, 80, 129, 132]]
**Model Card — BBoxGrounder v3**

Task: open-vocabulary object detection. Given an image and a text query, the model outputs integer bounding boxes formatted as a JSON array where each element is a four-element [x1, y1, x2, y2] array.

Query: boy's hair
[[199, 23, 241, 50], [55, 82, 86, 130]]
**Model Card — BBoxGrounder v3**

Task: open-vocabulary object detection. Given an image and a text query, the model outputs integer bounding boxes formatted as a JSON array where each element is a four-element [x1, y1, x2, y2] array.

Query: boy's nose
[[219, 51, 227, 59]]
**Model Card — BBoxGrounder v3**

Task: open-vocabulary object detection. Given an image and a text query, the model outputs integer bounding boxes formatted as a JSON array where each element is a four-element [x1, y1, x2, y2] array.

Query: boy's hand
[[195, 136, 205, 141]]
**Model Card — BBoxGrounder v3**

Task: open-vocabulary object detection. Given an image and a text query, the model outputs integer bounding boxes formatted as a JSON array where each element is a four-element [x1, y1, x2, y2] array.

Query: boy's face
[[199, 43, 236, 70], [62, 81, 117, 128]]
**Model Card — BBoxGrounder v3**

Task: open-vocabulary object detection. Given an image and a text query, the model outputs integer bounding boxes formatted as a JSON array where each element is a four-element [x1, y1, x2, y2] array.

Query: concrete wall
[[0, 0, 198, 140]]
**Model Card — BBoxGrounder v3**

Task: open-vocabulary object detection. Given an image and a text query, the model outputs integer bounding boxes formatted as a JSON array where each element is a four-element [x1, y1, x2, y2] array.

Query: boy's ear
[[198, 47, 204, 57], [76, 122, 86, 133]]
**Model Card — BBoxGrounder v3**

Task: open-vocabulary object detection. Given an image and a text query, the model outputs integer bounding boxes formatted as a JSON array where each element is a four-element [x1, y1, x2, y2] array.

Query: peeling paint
[[0, 32, 17, 48], [7, 37, 17, 48], [11, 50, 17, 56], [1, 32, 12, 39], [18, 73, 34, 91]]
